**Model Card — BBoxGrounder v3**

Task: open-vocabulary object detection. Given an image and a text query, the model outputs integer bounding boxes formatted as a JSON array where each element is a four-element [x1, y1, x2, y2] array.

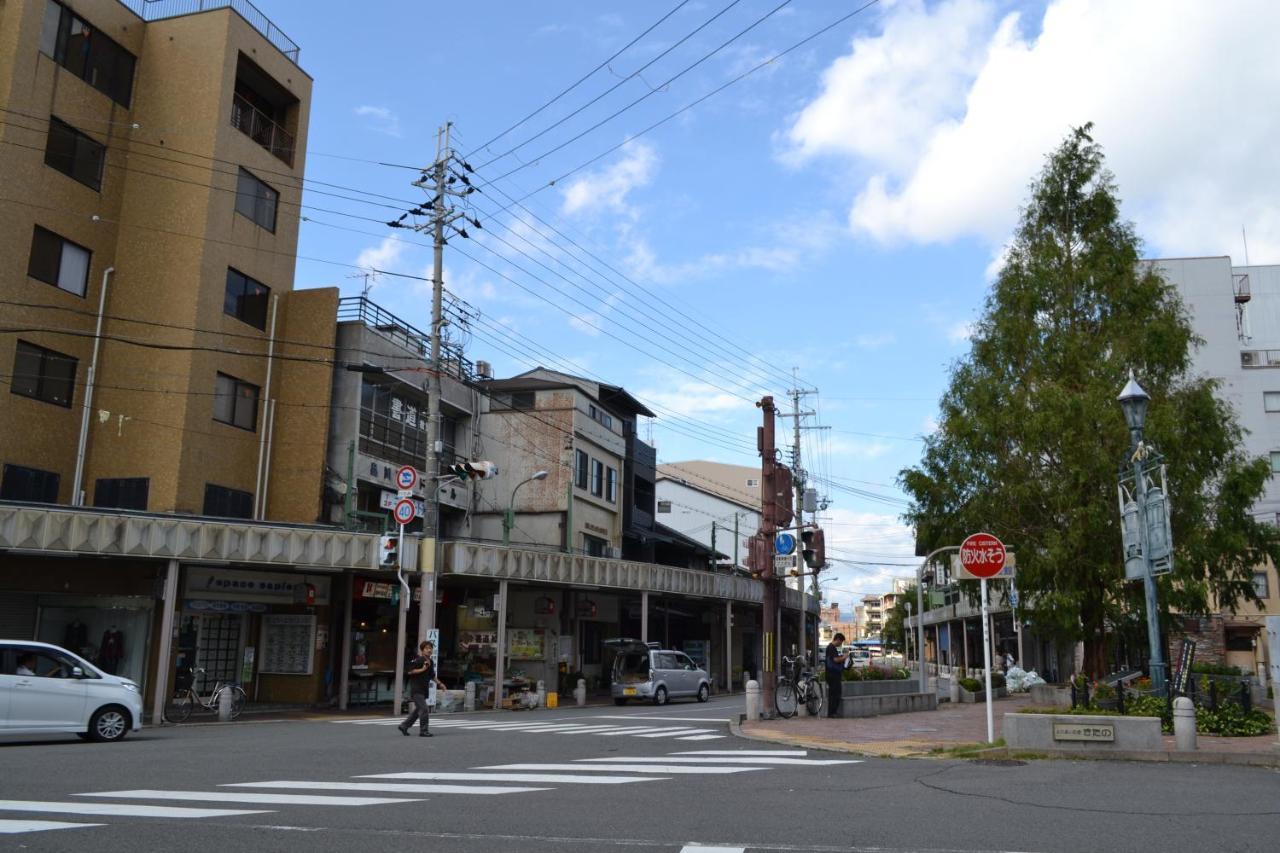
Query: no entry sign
[[958, 532, 1007, 580]]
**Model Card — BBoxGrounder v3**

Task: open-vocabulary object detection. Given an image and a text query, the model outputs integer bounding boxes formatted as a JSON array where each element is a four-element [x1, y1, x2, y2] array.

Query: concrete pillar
[[725, 601, 733, 692], [1173, 697, 1197, 751], [641, 591, 649, 643], [150, 559, 180, 725], [745, 679, 761, 721], [493, 580, 509, 710], [339, 574, 353, 711]]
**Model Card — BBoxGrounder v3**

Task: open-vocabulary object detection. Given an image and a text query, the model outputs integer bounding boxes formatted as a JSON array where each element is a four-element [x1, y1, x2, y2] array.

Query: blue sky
[[269, 0, 1280, 606]]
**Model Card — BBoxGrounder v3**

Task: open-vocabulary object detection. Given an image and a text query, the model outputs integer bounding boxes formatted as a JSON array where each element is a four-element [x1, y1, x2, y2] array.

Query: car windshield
[[614, 652, 650, 683]]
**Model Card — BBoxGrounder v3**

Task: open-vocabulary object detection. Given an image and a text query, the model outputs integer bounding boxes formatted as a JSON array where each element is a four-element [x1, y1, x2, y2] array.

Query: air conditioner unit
[[1241, 351, 1257, 367]]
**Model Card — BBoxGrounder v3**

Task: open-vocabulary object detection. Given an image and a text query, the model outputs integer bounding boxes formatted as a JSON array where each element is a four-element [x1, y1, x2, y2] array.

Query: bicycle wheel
[[775, 680, 797, 718], [805, 681, 823, 717], [229, 686, 247, 719], [165, 689, 195, 723]]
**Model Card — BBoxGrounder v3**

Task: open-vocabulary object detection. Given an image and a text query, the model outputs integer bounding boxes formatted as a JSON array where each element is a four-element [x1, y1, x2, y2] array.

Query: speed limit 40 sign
[[957, 532, 1007, 580]]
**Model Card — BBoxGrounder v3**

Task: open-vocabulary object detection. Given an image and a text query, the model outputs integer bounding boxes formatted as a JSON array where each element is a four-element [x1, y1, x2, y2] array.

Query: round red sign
[[959, 532, 1007, 579]]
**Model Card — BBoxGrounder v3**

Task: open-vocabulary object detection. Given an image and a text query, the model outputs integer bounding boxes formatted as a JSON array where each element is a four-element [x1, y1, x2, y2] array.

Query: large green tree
[[899, 125, 1280, 676]]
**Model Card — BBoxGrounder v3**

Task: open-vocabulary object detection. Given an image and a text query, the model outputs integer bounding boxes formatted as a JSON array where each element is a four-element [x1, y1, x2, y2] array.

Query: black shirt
[[825, 643, 842, 675], [408, 655, 434, 692]]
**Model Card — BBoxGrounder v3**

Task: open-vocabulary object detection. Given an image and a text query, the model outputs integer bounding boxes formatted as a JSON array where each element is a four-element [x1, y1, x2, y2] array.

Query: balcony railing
[[120, 0, 301, 64], [338, 296, 475, 382], [231, 92, 295, 166]]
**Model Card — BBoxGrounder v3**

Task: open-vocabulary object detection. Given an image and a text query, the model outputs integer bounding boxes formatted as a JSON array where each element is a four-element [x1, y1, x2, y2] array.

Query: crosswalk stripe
[[0, 819, 103, 834], [636, 728, 715, 738], [79, 790, 421, 807], [675, 750, 807, 756], [226, 781, 549, 796], [0, 800, 268, 819], [478, 763, 764, 775], [596, 727, 684, 736], [675, 734, 726, 741], [589, 715, 728, 722], [679, 846, 745, 853], [359, 772, 663, 785], [577, 756, 861, 766], [552, 725, 628, 734]]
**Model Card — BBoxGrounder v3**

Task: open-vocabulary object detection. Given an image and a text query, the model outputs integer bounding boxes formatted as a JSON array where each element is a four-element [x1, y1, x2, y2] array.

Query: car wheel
[[697, 683, 709, 703], [614, 697, 627, 706], [653, 686, 668, 706], [88, 705, 130, 742]]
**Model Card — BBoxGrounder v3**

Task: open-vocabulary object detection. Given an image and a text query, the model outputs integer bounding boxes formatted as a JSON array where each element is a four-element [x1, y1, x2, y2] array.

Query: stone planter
[[1029, 683, 1072, 708], [959, 688, 987, 703], [1004, 712, 1162, 752], [842, 679, 919, 697]]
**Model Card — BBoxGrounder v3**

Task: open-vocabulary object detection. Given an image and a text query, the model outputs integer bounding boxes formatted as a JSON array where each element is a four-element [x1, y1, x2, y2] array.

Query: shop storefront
[[179, 567, 333, 706], [346, 574, 423, 705]]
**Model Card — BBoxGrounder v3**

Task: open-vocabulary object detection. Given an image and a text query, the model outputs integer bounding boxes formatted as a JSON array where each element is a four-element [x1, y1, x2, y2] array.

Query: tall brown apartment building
[[0, 0, 368, 719], [0, 0, 333, 521]]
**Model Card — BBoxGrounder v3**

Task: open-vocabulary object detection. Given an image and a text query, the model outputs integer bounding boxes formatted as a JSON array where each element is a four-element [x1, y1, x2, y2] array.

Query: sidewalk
[[738, 694, 1280, 766]]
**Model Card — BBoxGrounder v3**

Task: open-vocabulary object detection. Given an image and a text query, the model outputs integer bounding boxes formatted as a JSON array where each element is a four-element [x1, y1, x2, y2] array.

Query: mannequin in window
[[99, 626, 125, 674], [64, 618, 88, 652]]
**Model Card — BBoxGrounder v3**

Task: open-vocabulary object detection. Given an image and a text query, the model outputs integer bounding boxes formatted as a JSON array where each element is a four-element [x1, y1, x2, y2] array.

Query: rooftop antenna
[[1242, 226, 1250, 266], [346, 270, 380, 298]]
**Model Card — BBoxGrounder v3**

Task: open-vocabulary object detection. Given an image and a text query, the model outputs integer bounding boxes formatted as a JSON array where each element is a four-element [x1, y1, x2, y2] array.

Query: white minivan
[[0, 640, 143, 742]]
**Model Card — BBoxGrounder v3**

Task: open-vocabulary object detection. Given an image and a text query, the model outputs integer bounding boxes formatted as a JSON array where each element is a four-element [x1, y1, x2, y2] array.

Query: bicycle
[[775, 655, 823, 719], [164, 667, 247, 723]]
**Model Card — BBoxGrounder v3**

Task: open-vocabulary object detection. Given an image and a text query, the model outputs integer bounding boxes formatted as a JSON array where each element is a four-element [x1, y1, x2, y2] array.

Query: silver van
[[607, 638, 711, 706]]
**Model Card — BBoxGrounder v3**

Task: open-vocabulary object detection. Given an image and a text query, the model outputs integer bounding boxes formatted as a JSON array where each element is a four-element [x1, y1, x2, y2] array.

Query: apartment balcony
[[231, 92, 295, 165]]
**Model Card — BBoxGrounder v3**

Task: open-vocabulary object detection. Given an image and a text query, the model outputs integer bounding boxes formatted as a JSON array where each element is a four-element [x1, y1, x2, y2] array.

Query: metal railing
[[231, 92, 295, 166], [338, 297, 475, 381], [118, 0, 301, 64]]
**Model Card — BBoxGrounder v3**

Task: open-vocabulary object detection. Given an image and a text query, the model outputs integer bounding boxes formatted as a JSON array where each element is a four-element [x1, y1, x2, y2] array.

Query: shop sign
[[508, 628, 547, 661], [458, 631, 498, 650], [1052, 722, 1115, 742], [380, 490, 426, 516], [187, 599, 268, 613], [355, 579, 422, 602], [185, 568, 330, 605]]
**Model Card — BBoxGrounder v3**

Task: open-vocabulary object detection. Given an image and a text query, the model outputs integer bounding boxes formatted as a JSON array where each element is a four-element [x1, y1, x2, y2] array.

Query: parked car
[[0, 640, 143, 742], [607, 638, 711, 706]]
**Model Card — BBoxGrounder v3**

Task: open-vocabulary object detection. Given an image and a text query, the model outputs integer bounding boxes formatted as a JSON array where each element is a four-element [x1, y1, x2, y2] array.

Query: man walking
[[825, 632, 851, 719], [399, 640, 446, 737]]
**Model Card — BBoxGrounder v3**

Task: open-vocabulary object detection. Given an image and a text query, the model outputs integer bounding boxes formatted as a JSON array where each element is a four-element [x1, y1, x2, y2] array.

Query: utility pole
[[409, 123, 467, 644], [753, 396, 788, 718], [780, 371, 826, 660]]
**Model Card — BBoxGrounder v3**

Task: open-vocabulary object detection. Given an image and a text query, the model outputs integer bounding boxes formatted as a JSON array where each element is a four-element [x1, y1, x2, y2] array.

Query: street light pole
[[503, 470, 548, 547], [1118, 372, 1167, 694], [916, 545, 960, 695], [905, 601, 913, 669]]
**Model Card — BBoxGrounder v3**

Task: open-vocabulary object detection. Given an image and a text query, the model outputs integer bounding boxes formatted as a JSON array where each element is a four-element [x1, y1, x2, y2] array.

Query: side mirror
[[71, 666, 84, 678]]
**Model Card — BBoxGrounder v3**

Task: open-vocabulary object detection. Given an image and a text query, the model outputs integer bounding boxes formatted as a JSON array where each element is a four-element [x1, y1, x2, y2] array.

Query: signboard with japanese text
[[380, 491, 425, 516], [259, 614, 316, 675], [1053, 722, 1115, 742], [184, 568, 330, 605], [951, 550, 1017, 581], [507, 628, 547, 661], [957, 533, 1008, 580], [1171, 638, 1197, 696]]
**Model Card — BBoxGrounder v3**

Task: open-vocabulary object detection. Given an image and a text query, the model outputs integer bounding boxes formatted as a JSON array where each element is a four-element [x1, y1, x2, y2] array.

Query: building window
[[590, 459, 604, 497], [203, 483, 253, 519], [11, 340, 76, 407], [358, 380, 428, 469], [1255, 570, 1271, 599], [0, 463, 60, 503], [1271, 452, 1280, 474], [223, 268, 270, 330], [605, 466, 617, 503], [1265, 393, 1280, 413], [657, 500, 672, 513], [213, 372, 259, 431], [27, 225, 90, 297], [234, 168, 278, 232], [746, 478, 760, 487], [93, 477, 149, 511], [510, 391, 535, 410], [583, 534, 608, 558], [44, 116, 105, 191], [40, 1, 136, 107], [575, 450, 588, 490]]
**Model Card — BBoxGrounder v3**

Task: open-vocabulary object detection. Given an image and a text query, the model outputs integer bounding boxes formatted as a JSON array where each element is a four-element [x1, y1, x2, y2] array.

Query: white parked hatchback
[[0, 640, 143, 742]]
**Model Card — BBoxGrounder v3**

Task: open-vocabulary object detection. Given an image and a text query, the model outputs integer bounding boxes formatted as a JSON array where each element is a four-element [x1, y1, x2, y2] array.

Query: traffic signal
[[448, 460, 499, 480], [747, 535, 774, 580], [379, 534, 398, 568], [801, 526, 825, 570]]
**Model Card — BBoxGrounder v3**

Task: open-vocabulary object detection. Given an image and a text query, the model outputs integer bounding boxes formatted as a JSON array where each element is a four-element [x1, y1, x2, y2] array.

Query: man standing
[[825, 633, 851, 718], [399, 640, 446, 737]]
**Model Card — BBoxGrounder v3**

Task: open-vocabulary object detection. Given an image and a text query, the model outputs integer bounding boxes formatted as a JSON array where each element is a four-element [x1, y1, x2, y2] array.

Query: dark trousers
[[826, 671, 842, 718], [401, 690, 430, 732]]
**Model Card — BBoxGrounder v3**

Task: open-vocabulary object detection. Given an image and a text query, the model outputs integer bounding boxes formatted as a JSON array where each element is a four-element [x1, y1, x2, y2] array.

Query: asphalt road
[[2, 695, 1279, 852]]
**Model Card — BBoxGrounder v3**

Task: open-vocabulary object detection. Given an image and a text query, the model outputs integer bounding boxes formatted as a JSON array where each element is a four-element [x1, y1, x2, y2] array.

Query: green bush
[[1190, 662, 1244, 677], [959, 677, 983, 693], [1092, 682, 1116, 701], [843, 665, 909, 682], [1194, 702, 1273, 737], [989, 673, 1006, 690]]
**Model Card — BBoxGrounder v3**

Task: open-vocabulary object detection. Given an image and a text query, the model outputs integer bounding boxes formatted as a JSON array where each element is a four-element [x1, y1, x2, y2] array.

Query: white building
[[655, 463, 760, 572]]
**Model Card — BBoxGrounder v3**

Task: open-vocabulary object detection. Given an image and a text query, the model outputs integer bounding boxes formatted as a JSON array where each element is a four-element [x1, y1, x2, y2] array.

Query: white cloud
[[354, 105, 402, 138], [786, 0, 1280, 259], [638, 379, 746, 419], [355, 235, 407, 280], [560, 141, 658, 217], [824, 436, 893, 461], [855, 332, 895, 349], [947, 321, 974, 344], [817, 508, 918, 605]]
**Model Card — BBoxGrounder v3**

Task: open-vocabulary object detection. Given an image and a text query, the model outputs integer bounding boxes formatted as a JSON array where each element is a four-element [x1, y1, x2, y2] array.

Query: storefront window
[[36, 598, 152, 686]]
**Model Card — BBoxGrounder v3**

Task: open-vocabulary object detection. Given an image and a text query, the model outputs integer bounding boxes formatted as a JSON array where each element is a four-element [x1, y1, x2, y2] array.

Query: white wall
[[1152, 258, 1280, 519], [655, 480, 759, 566]]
